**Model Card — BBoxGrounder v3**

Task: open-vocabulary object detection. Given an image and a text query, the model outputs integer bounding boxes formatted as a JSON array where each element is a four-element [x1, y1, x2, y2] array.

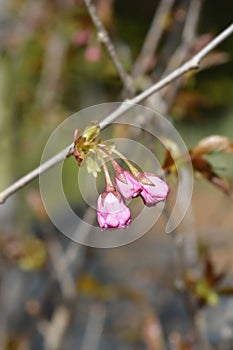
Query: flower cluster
[[73, 123, 169, 230], [97, 167, 169, 229]]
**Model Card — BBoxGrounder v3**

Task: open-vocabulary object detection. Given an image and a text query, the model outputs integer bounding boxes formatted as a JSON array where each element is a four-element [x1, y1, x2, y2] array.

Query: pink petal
[[97, 191, 131, 229], [140, 173, 169, 206], [115, 171, 142, 200]]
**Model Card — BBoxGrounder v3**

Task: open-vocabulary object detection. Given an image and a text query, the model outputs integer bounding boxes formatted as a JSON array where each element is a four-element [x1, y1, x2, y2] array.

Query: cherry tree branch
[[0, 23, 232, 204]]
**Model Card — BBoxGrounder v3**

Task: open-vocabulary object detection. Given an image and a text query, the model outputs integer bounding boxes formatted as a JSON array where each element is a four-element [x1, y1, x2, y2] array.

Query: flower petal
[[97, 190, 131, 229], [115, 171, 142, 200], [140, 173, 169, 206]]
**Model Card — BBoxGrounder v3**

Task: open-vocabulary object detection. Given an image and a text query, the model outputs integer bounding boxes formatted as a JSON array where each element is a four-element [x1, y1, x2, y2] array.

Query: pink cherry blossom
[[140, 173, 169, 206], [115, 170, 142, 200], [84, 45, 101, 62], [72, 29, 90, 47], [97, 190, 131, 229]]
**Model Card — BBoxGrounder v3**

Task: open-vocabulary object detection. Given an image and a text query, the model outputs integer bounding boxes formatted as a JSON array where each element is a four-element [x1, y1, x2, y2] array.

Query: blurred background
[[0, 0, 233, 349]]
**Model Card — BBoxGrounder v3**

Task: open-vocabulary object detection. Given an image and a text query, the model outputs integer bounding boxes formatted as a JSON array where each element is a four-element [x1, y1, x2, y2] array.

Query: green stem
[[111, 148, 140, 177], [98, 152, 114, 191], [99, 147, 119, 169]]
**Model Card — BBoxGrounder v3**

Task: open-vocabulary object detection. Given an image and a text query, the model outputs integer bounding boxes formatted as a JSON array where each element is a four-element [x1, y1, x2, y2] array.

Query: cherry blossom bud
[[97, 190, 131, 229], [140, 173, 169, 206], [85, 45, 101, 62], [115, 170, 142, 200], [72, 29, 90, 47]]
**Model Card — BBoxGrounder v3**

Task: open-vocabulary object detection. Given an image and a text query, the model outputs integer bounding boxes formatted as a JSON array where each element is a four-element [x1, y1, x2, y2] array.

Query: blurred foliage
[[163, 135, 233, 196], [185, 241, 233, 307], [0, 234, 47, 270]]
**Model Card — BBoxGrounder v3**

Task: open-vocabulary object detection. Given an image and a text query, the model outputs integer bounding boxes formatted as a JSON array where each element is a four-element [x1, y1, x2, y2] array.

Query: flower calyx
[[73, 121, 101, 166]]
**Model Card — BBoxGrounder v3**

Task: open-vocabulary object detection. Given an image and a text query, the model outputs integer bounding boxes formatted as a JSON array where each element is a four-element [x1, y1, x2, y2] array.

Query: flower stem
[[98, 152, 114, 192], [98, 146, 122, 174], [111, 148, 140, 177]]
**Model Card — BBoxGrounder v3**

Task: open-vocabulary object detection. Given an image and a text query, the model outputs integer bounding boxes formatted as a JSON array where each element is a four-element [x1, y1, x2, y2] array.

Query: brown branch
[[0, 23, 232, 204]]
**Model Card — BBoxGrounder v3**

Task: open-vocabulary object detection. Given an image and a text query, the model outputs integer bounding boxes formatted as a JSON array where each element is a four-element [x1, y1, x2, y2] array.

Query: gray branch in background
[[34, 30, 68, 112], [162, 0, 203, 107], [0, 23, 233, 204], [80, 304, 106, 350], [132, 0, 175, 77], [83, 0, 135, 96]]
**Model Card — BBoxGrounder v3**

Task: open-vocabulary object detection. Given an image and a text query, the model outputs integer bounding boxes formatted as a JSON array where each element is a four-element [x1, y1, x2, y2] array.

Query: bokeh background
[[0, 0, 233, 349]]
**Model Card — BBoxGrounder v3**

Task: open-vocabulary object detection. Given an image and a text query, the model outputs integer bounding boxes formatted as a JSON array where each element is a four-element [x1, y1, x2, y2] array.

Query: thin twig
[[46, 238, 77, 301], [80, 304, 106, 350], [164, 207, 207, 350], [0, 146, 70, 204], [40, 210, 96, 350], [0, 23, 232, 204], [43, 304, 71, 350], [132, 0, 175, 77], [157, 4, 206, 347], [83, 0, 135, 96], [162, 0, 203, 106], [165, 0, 202, 75], [161, 0, 202, 265], [35, 29, 68, 112]]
